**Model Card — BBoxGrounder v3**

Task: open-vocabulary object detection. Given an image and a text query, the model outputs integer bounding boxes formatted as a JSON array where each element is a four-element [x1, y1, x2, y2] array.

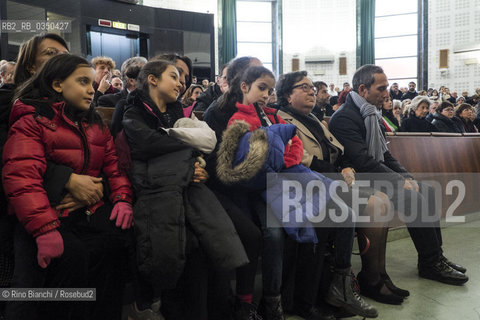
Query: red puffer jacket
[[2, 99, 132, 237], [228, 102, 303, 168]]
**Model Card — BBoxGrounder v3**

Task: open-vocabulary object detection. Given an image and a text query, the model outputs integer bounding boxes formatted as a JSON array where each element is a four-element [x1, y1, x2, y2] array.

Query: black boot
[[325, 268, 378, 318], [258, 295, 285, 320], [234, 299, 262, 320]]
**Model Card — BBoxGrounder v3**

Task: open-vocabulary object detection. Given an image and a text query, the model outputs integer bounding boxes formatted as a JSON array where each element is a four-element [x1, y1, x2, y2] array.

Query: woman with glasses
[[455, 103, 478, 133], [275, 71, 408, 311], [432, 101, 465, 133]]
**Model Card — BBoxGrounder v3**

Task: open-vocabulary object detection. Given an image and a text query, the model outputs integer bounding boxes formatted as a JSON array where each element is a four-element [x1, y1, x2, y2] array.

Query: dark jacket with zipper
[[122, 89, 248, 290]]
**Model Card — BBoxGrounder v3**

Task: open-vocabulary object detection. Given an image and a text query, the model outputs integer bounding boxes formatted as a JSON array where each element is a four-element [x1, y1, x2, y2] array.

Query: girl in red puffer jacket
[[2, 54, 133, 320]]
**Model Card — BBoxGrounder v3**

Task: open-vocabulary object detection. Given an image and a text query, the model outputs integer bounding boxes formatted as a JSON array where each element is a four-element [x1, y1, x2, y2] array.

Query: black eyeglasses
[[292, 83, 317, 94]]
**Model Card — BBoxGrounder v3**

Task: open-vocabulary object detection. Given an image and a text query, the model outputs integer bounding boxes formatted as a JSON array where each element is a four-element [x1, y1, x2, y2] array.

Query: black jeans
[[5, 207, 127, 320], [206, 191, 262, 319], [255, 198, 287, 297], [284, 206, 355, 312]]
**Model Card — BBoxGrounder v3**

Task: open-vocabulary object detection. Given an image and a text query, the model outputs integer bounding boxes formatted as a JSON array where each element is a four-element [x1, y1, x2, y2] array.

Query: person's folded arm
[[122, 108, 189, 161]]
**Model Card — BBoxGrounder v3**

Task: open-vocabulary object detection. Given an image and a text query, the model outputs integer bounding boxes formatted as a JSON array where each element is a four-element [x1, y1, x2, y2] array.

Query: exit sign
[[98, 19, 112, 27]]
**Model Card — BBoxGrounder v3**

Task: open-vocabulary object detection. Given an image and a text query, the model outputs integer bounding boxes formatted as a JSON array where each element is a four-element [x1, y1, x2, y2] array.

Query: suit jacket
[[329, 94, 412, 183], [277, 109, 344, 168]]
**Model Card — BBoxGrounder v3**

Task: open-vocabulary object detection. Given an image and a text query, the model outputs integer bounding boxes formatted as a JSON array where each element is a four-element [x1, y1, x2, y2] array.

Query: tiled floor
[[121, 220, 480, 320], [287, 220, 480, 320]]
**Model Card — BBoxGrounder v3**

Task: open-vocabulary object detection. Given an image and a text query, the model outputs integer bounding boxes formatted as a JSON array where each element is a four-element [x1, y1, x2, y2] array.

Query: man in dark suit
[[329, 64, 468, 286]]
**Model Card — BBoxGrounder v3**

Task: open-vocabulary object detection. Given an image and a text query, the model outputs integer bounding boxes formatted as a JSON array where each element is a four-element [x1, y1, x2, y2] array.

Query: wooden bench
[[386, 132, 480, 220], [193, 111, 204, 120], [95, 107, 115, 127]]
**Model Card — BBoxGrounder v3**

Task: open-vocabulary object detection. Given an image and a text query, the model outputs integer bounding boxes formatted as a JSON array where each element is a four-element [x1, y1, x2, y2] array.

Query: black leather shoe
[[381, 274, 410, 297], [357, 272, 404, 305], [441, 255, 467, 273], [419, 259, 469, 285]]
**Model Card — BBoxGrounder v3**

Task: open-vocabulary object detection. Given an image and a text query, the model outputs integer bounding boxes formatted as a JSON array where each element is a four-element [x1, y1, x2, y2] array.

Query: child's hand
[[36, 230, 64, 268], [109, 202, 133, 229], [65, 173, 103, 205], [193, 162, 209, 183]]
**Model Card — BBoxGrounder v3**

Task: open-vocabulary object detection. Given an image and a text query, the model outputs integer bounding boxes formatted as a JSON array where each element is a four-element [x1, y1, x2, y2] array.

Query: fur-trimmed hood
[[216, 120, 297, 188]]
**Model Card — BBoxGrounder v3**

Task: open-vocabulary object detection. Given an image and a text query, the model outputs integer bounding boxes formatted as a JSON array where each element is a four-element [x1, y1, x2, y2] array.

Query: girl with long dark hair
[[3, 54, 133, 319]]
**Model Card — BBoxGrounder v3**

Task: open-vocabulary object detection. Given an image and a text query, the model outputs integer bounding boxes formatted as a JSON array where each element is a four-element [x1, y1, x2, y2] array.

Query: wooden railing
[[386, 132, 480, 219]]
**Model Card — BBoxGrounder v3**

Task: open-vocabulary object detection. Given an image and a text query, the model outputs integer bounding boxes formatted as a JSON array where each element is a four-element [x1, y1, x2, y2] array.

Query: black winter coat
[[400, 114, 437, 132], [382, 109, 400, 128], [110, 99, 128, 138], [431, 113, 465, 133], [401, 91, 418, 101], [389, 90, 403, 100], [123, 89, 248, 290], [329, 94, 412, 185], [425, 112, 435, 123], [193, 84, 222, 112], [311, 104, 334, 120], [458, 117, 478, 133]]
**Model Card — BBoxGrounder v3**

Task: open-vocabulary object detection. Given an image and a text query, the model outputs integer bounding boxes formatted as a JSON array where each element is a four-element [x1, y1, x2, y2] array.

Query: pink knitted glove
[[109, 202, 133, 229], [36, 230, 64, 268]]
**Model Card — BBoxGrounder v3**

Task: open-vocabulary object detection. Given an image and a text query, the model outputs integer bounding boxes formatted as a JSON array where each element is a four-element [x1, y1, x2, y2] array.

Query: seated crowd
[[0, 33, 471, 320], [324, 79, 480, 134]]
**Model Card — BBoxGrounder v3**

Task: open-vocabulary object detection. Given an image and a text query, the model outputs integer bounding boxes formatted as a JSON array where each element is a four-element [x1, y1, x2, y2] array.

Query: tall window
[[236, 0, 275, 72], [374, 0, 418, 88]]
